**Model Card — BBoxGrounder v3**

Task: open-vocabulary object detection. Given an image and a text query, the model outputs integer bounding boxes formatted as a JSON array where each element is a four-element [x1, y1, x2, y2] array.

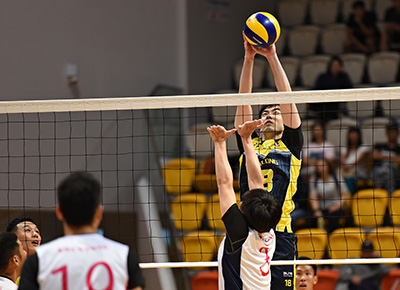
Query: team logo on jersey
[[283, 271, 293, 277]]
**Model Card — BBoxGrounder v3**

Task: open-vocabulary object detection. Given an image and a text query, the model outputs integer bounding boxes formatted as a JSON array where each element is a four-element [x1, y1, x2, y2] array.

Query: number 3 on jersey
[[262, 169, 274, 192]]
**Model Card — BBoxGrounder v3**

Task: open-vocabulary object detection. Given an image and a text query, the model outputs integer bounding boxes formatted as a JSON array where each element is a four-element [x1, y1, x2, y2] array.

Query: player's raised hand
[[237, 119, 263, 139], [242, 31, 257, 60], [207, 125, 237, 143], [253, 43, 277, 58]]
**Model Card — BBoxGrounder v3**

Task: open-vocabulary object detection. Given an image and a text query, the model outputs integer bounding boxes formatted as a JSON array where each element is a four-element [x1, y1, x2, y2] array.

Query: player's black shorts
[[271, 231, 297, 290]]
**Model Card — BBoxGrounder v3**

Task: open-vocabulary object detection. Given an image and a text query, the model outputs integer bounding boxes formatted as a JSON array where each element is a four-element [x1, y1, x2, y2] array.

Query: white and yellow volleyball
[[244, 12, 281, 48]]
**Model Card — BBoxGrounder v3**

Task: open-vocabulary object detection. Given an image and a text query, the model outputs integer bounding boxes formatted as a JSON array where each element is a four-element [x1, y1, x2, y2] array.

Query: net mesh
[[1, 88, 400, 274]]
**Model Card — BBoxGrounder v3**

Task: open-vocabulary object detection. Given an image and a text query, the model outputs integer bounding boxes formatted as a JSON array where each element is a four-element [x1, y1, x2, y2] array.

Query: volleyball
[[244, 12, 281, 48]]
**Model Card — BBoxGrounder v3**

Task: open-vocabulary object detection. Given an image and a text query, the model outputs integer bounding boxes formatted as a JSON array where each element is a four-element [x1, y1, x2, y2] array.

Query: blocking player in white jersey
[[18, 171, 144, 290], [0, 232, 27, 290], [207, 120, 282, 290]]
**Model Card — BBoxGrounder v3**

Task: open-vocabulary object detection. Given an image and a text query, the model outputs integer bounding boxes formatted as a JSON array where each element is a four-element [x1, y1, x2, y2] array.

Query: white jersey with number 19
[[36, 233, 129, 290]]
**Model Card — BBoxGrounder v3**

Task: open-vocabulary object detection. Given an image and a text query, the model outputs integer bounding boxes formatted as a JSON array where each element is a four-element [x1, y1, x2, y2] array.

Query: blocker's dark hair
[[240, 188, 282, 233]]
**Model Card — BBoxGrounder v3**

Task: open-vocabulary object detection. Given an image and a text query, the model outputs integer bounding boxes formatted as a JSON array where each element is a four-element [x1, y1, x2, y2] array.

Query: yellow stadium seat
[[206, 194, 241, 231], [170, 193, 208, 231], [181, 231, 217, 262], [328, 227, 366, 259], [162, 158, 196, 194], [367, 227, 400, 259], [296, 228, 328, 260], [194, 174, 218, 193], [352, 189, 389, 227], [206, 194, 224, 231], [389, 190, 400, 226]]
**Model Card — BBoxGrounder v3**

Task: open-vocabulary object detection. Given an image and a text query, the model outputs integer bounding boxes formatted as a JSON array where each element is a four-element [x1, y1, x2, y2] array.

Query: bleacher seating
[[288, 25, 321, 57], [310, 0, 340, 25], [299, 55, 330, 88], [321, 24, 347, 55], [278, 0, 308, 27]]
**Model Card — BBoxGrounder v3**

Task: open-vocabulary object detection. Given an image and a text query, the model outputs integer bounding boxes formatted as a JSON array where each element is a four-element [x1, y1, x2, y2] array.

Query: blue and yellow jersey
[[238, 125, 303, 233]]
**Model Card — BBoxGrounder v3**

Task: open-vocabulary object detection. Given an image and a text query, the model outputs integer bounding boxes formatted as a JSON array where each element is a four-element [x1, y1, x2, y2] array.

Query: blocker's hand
[[207, 125, 236, 143], [237, 119, 263, 139]]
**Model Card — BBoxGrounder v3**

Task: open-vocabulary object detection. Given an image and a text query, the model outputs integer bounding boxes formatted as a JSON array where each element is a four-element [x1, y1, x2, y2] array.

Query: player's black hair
[[6, 217, 35, 233], [352, 1, 365, 9], [258, 104, 280, 119], [0, 232, 20, 271], [240, 188, 282, 233], [298, 256, 317, 275], [57, 171, 101, 227]]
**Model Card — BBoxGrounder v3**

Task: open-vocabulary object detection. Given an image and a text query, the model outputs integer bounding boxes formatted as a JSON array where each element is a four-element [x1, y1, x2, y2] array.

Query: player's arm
[[235, 33, 257, 128], [266, 47, 301, 129], [237, 119, 264, 189], [208, 125, 237, 216]]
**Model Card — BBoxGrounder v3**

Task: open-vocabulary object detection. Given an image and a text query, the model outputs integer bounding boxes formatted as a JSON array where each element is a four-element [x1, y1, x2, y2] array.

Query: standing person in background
[[6, 217, 42, 256], [309, 56, 353, 121], [19, 172, 144, 290], [340, 126, 370, 195], [0, 232, 27, 290], [235, 33, 303, 290], [345, 1, 380, 54], [208, 120, 282, 290], [381, 0, 400, 51]]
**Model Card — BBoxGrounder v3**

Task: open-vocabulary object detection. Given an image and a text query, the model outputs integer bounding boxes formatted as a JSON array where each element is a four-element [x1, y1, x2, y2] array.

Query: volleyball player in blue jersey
[[235, 36, 303, 290], [208, 120, 282, 290]]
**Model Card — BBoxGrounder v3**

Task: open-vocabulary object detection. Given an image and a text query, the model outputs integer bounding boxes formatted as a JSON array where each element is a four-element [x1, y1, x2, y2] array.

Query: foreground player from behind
[[208, 120, 282, 290], [235, 35, 303, 290], [19, 172, 144, 290], [0, 232, 27, 290]]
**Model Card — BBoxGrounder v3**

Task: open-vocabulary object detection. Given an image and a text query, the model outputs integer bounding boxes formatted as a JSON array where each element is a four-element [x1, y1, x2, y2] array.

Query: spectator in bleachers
[[336, 240, 388, 290], [371, 119, 400, 194], [340, 126, 370, 195], [345, 1, 380, 55], [303, 121, 337, 180], [381, 0, 400, 51], [309, 56, 353, 121], [310, 159, 349, 234]]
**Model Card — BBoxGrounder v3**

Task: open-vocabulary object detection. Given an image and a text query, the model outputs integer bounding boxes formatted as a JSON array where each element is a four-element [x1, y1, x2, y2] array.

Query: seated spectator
[[296, 257, 318, 290], [381, 0, 400, 51], [303, 121, 337, 180], [340, 126, 370, 195], [309, 56, 353, 121], [345, 1, 380, 54], [310, 159, 350, 233], [336, 240, 389, 290], [372, 119, 400, 194], [0, 232, 27, 290], [6, 218, 42, 256]]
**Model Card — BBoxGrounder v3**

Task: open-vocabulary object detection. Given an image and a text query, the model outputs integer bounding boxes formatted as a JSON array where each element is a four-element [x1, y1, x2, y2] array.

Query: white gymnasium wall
[[0, 0, 278, 100], [0, 0, 184, 100]]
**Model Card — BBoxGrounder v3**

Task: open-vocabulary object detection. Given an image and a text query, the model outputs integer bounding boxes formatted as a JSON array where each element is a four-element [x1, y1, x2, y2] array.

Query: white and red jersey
[[0, 276, 18, 290], [36, 233, 130, 290], [218, 204, 276, 290]]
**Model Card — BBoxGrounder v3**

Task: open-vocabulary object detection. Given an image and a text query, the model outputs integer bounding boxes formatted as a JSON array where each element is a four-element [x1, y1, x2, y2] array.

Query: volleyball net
[[0, 87, 400, 273]]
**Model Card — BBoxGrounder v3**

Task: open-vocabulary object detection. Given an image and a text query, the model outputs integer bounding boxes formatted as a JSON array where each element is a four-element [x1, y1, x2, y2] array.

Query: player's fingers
[[226, 128, 237, 137]]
